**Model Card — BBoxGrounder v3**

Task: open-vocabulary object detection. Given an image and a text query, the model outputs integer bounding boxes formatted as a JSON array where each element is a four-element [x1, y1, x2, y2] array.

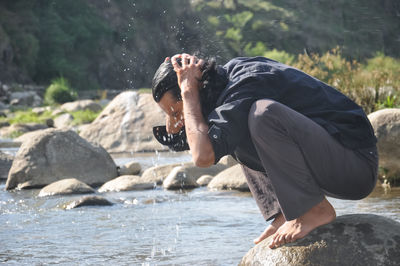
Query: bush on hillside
[[44, 77, 77, 105], [293, 48, 400, 113]]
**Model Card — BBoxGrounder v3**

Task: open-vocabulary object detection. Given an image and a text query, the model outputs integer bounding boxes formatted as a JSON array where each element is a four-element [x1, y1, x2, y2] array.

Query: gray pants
[[243, 99, 378, 221]]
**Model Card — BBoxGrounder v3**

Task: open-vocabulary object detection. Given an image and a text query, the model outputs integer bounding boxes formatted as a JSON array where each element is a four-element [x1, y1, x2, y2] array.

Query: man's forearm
[[182, 90, 215, 167]]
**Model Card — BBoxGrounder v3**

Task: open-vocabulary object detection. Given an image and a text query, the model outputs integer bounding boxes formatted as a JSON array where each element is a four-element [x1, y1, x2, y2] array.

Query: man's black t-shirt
[[207, 57, 377, 170]]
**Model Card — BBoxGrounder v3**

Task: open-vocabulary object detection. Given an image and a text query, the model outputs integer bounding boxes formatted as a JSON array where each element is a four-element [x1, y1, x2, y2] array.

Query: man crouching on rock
[[151, 53, 378, 248]]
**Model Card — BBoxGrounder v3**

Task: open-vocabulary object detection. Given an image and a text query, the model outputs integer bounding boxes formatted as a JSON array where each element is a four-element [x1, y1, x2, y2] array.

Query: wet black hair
[[151, 56, 228, 118]]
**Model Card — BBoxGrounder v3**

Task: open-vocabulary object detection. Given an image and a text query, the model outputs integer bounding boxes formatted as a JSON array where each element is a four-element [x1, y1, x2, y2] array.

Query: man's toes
[[277, 234, 286, 245], [268, 233, 280, 248]]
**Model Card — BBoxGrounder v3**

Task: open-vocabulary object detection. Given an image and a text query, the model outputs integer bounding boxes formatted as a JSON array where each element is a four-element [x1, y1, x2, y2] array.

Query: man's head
[[152, 55, 228, 135], [152, 58, 184, 134]]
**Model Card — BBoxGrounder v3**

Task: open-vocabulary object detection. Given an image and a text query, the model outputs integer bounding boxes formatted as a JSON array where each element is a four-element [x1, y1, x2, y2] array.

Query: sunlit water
[[1, 151, 399, 265]]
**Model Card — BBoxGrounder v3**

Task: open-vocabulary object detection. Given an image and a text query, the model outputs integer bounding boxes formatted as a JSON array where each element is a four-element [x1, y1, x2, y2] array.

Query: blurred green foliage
[[0, 0, 110, 90], [0, 0, 399, 102], [44, 77, 78, 105], [292, 48, 400, 113], [193, 0, 400, 60], [70, 109, 101, 126]]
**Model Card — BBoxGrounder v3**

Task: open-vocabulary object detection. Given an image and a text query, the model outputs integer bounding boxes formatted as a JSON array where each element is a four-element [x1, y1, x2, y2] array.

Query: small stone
[[197, 175, 214, 186], [141, 163, 181, 185], [208, 164, 249, 191], [119, 161, 141, 176], [64, 196, 113, 209], [163, 166, 199, 190], [98, 175, 154, 192], [54, 113, 74, 129], [38, 178, 95, 197]]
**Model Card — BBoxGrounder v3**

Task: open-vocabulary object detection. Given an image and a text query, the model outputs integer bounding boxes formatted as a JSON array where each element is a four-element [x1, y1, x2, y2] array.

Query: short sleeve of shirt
[[207, 98, 255, 164]]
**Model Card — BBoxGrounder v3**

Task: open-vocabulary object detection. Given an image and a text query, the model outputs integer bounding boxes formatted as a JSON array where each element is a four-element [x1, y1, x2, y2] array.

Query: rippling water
[[1, 151, 399, 265]]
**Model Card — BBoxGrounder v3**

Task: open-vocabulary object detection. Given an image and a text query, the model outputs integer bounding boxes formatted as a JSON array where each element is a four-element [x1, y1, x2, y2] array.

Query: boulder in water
[[368, 108, 400, 181], [6, 128, 118, 190], [98, 175, 154, 192], [240, 214, 400, 266], [208, 164, 249, 191], [0, 151, 13, 180], [140, 163, 182, 185], [196, 175, 214, 186], [163, 166, 199, 190], [79, 91, 166, 153], [38, 178, 95, 197], [118, 161, 141, 176], [64, 196, 113, 209]]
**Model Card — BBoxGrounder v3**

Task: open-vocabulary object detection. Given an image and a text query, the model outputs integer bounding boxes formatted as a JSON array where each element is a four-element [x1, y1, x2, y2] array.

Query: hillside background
[[0, 0, 399, 92]]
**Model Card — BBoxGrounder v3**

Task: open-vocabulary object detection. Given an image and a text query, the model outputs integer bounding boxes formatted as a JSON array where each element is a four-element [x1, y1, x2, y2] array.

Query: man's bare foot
[[268, 198, 336, 249], [254, 213, 286, 244]]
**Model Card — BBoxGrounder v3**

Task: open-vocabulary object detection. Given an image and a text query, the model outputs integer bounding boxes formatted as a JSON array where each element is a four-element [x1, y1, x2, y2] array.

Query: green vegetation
[[44, 77, 77, 105], [291, 49, 400, 113], [0, 107, 101, 129], [1, 0, 399, 93], [70, 109, 101, 126], [194, 0, 400, 60], [4, 109, 52, 124]]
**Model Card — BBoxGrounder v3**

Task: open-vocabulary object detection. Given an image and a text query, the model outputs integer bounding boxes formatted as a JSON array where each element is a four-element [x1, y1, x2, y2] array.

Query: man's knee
[[248, 99, 284, 138]]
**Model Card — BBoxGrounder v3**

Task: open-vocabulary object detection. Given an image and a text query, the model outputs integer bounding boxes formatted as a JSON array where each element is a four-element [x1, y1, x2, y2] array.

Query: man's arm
[[171, 54, 215, 167]]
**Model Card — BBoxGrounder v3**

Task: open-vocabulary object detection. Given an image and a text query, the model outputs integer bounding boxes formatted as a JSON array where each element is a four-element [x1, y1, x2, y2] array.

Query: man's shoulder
[[224, 56, 278, 68]]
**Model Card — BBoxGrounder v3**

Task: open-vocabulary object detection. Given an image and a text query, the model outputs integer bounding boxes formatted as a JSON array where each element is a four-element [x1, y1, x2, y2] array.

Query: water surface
[[1, 152, 399, 265]]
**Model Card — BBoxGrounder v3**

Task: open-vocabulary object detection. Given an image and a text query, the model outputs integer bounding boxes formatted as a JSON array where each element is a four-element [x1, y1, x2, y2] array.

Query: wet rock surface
[[240, 214, 400, 266], [38, 178, 95, 197], [0, 150, 13, 180]]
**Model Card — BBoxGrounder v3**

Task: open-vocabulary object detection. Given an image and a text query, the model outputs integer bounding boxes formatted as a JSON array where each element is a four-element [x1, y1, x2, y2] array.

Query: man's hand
[[170, 53, 215, 167], [171, 54, 204, 94]]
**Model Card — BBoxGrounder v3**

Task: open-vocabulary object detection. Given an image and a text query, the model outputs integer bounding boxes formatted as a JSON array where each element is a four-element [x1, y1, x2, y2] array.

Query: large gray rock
[[64, 196, 113, 209], [141, 163, 182, 185], [61, 99, 102, 112], [208, 164, 249, 191], [98, 175, 154, 192], [368, 108, 400, 179], [5, 128, 118, 190], [163, 166, 199, 190], [0, 151, 13, 180], [79, 91, 166, 153], [38, 178, 95, 197], [240, 214, 400, 266]]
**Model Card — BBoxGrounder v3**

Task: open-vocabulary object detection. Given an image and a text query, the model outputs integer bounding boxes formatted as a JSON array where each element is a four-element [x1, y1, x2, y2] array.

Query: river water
[[1, 151, 400, 265]]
